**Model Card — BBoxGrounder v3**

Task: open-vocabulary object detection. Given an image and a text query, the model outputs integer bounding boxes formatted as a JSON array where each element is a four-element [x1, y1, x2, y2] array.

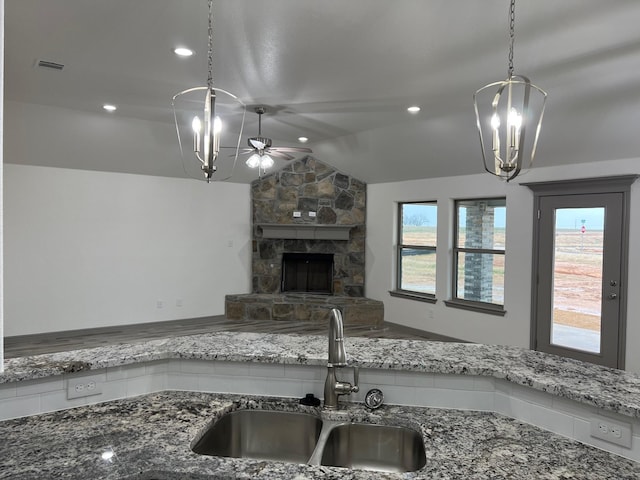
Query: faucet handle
[[352, 366, 360, 393]]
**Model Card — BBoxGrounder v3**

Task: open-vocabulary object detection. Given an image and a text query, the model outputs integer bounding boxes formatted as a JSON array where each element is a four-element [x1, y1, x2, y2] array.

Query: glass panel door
[[550, 207, 604, 353], [535, 193, 623, 368]]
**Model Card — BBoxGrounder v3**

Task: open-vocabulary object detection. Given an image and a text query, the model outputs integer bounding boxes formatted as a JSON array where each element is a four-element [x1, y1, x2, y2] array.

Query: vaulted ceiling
[[5, 0, 640, 183]]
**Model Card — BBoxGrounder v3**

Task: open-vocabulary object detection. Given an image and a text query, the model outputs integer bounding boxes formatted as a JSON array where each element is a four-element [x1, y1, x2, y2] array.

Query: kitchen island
[[2, 331, 640, 478]]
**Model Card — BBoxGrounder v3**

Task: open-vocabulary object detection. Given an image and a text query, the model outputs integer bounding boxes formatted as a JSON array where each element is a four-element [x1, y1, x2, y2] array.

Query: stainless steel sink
[[319, 423, 427, 472], [191, 410, 323, 463], [192, 409, 427, 473]]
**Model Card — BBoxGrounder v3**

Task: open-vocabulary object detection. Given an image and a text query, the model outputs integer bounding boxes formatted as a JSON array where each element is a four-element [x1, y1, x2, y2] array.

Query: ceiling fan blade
[[229, 150, 254, 157], [270, 146, 313, 153], [249, 138, 266, 150], [268, 151, 296, 160]]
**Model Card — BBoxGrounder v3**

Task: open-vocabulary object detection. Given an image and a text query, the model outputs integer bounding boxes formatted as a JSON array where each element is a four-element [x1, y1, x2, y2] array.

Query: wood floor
[[3, 315, 446, 359]]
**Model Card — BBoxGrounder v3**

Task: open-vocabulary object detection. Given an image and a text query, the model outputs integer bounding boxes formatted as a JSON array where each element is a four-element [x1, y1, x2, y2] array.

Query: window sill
[[444, 299, 506, 316], [389, 290, 437, 304]]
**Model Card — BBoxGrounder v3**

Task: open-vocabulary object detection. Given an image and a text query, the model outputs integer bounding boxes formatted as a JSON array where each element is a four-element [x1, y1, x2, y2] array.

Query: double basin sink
[[191, 409, 427, 473]]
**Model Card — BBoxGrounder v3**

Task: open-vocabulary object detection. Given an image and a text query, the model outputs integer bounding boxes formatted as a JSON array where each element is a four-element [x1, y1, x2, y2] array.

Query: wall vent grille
[[35, 59, 65, 71]]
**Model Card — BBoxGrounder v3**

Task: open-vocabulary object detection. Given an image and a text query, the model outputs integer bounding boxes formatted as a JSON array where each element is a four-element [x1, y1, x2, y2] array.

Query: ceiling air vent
[[35, 59, 65, 71]]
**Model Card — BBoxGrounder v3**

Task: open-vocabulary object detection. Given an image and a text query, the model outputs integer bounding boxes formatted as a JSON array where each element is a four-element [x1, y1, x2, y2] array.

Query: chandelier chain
[[207, 0, 214, 88], [507, 0, 516, 78]]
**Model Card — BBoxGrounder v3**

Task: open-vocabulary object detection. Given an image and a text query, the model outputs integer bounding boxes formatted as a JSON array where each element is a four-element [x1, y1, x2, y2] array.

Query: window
[[391, 202, 437, 302], [447, 198, 506, 315]]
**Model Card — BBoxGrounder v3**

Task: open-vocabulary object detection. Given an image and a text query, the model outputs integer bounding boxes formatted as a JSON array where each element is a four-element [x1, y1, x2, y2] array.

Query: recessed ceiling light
[[298, 136, 309, 143], [407, 106, 421, 114], [103, 104, 117, 112], [174, 47, 194, 57]]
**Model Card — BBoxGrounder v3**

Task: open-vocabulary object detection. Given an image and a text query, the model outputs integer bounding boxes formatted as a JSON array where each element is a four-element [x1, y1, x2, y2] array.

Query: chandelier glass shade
[[473, 0, 547, 182], [171, 0, 246, 183]]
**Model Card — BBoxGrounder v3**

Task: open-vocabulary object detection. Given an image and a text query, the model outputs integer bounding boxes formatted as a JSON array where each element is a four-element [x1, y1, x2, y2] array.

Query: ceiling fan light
[[260, 155, 274, 169], [246, 154, 261, 169]]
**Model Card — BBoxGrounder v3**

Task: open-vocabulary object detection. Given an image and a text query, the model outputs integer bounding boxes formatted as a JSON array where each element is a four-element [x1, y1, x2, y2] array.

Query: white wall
[[366, 158, 640, 372], [3, 164, 251, 336], [1, 0, 5, 370]]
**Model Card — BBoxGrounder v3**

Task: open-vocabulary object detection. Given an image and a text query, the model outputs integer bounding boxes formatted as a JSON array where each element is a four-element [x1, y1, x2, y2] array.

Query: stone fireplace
[[251, 156, 366, 296], [225, 156, 383, 326]]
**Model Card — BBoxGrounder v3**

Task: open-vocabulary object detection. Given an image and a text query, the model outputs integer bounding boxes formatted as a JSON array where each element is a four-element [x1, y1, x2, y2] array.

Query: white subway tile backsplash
[[284, 364, 323, 381], [97, 380, 128, 403], [107, 365, 146, 380], [494, 379, 512, 395], [454, 391, 495, 412], [510, 383, 553, 408], [3, 358, 638, 462], [508, 396, 533, 423], [166, 373, 201, 392], [394, 371, 434, 388], [126, 374, 165, 397], [358, 369, 395, 386], [0, 394, 40, 420], [372, 384, 416, 406], [145, 361, 169, 375], [179, 360, 215, 375], [301, 381, 324, 399], [473, 377, 495, 392], [433, 374, 476, 391], [258, 378, 304, 398], [39, 389, 88, 413], [528, 404, 574, 438], [249, 363, 285, 378], [0, 384, 17, 400], [166, 360, 182, 373], [196, 375, 227, 393], [16, 377, 64, 396], [551, 396, 596, 421], [222, 376, 266, 395], [414, 387, 458, 409], [214, 361, 250, 376]]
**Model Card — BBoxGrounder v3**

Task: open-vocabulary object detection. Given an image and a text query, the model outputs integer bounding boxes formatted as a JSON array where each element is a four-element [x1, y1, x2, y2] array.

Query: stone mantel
[[258, 223, 354, 240]]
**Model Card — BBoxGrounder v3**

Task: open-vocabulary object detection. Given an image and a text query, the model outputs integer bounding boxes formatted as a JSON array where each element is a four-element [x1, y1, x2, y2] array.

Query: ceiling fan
[[241, 106, 312, 172]]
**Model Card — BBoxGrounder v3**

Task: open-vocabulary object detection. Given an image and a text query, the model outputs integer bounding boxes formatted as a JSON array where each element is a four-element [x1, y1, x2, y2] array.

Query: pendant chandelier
[[473, 0, 547, 182], [171, 0, 246, 183]]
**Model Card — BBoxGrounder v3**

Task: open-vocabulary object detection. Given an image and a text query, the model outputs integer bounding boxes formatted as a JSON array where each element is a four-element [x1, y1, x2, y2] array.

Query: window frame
[[390, 201, 437, 303], [444, 197, 506, 316]]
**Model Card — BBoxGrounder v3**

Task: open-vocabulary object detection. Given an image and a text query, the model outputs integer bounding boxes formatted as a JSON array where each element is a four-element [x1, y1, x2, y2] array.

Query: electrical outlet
[[156, 300, 164, 309], [590, 415, 632, 448], [67, 375, 103, 400], [176, 298, 183, 307], [293, 211, 302, 218]]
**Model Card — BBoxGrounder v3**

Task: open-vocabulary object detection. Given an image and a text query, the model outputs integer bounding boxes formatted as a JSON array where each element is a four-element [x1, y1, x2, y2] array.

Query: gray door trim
[[523, 175, 638, 369]]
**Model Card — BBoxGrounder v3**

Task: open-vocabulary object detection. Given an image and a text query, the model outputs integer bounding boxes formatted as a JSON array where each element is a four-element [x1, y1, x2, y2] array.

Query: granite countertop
[[3, 331, 640, 419], [2, 390, 640, 480]]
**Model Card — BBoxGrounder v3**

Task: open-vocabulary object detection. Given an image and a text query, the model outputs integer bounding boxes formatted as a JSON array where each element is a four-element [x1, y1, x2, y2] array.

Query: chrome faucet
[[324, 308, 359, 409]]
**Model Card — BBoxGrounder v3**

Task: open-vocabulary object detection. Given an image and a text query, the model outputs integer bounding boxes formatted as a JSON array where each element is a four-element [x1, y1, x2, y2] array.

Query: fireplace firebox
[[281, 253, 334, 294]]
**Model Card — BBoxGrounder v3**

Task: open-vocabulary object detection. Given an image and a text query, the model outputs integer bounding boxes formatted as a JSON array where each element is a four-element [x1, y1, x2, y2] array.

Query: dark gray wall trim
[[521, 175, 639, 194], [525, 174, 638, 369], [389, 290, 437, 304], [444, 299, 506, 316]]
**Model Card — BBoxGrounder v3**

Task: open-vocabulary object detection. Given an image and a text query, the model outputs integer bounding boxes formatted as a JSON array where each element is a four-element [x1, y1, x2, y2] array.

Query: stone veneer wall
[[251, 157, 366, 296]]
